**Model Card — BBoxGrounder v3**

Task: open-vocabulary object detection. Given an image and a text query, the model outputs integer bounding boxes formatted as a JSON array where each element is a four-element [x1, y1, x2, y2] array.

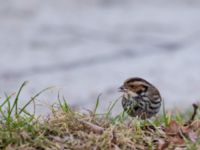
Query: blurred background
[[1, 0, 200, 115]]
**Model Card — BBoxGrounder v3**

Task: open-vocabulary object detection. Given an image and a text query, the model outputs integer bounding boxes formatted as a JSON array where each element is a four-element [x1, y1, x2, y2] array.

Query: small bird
[[119, 77, 162, 119]]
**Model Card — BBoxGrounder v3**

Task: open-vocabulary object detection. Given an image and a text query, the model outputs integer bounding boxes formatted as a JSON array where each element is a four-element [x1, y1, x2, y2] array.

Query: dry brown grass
[[0, 83, 200, 150]]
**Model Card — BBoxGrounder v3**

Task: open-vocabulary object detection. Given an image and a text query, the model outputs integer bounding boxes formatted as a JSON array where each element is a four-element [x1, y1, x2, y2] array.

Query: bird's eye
[[137, 89, 143, 95]]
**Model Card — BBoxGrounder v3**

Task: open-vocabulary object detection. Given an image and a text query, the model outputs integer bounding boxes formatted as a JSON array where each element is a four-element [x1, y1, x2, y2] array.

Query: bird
[[119, 77, 162, 119]]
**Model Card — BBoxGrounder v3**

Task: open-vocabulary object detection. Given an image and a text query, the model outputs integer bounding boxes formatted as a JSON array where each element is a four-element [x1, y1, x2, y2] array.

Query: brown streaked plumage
[[119, 77, 162, 119]]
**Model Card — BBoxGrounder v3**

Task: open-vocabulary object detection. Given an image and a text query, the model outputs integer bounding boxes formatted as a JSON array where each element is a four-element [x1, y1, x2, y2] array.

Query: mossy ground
[[0, 82, 200, 150]]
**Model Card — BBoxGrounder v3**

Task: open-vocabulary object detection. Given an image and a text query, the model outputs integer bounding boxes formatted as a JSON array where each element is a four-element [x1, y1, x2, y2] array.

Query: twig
[[186, 103, 198, 125], [111, 130, 117, 144], [80, 120, 104, 134]]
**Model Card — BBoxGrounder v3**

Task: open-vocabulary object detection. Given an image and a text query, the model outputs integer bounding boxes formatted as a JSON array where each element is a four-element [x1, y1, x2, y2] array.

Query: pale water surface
[[0, 0, 200, 114]]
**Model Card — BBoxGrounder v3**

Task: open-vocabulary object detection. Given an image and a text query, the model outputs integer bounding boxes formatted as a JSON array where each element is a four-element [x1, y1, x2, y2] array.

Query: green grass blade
[[92, 94, 101, 115], [57, 92, 64, 111], [18, 87, 52, 115], [0, 94, 14, 121], [62, 96, 71, 112], [10, 81, 28, 116], [0, 107, 6, 120], [0, 93, 14, 108], [57, 92, 71, 112], [105, 97, 121, 119], [5, 93, 11, 120], [162, 99, 168, 126], [21, 109, 35, 122]]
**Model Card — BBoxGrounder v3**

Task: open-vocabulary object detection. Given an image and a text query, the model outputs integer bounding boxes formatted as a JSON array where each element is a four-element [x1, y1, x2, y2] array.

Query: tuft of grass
[[0, 82, 199, 149], [0, 82, 53, 149], [57, 92, 71, 113]]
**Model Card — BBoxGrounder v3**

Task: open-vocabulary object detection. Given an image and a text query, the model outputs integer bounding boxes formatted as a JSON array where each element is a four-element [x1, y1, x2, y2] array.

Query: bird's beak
[[118, 86, 125, 92]]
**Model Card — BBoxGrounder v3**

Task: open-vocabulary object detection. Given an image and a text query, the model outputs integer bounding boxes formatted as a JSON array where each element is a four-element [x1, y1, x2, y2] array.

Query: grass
[[0, 82, 200, 150]]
